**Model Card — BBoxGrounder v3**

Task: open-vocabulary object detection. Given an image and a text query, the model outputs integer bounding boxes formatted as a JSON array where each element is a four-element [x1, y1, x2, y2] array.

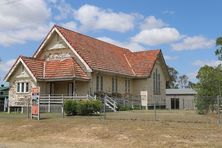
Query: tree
[[215, 37, 222, 60], [178, 75, 189, 89], [188, 81, 195, 89], [166, 66, 179, 89], [195, 65, 222, 114]]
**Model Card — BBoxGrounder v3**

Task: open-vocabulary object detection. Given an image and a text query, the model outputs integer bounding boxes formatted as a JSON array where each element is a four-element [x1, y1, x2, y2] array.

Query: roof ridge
[[124, 54, 136, 76], [55, 25, 132, 53], [133, 49, 161, 53]]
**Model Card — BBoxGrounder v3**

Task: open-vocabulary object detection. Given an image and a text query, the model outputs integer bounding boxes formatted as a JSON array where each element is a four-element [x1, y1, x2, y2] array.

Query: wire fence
[[1, 95, 222, 125]]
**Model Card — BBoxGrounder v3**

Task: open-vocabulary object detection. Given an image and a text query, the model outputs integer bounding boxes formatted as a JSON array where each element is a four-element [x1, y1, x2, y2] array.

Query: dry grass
[[0, 110, 222, 148]]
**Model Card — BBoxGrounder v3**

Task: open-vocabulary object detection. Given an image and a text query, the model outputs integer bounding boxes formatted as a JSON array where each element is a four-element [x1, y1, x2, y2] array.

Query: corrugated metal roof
[[166, 89, 197, 95], [0, 87, 9, 91]]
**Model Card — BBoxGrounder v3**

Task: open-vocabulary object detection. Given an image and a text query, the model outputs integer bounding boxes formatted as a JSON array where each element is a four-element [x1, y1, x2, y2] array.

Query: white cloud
[[164, 55, 178, 61], [0, 0, 52, 46], [74, 4, 136, 32], [97, 36, 144, 51], [0, 59, 16, 82], [162, 10, 175, 15], [0, 24, 53, 46], [51, 0, 74, 20], [61, 21, 78, 31], [193, 60, 222, 67], [0, 0, 51, 30], [0, 59, 16, 73], [140, 16, 168, 30], [132, 27, 181, 46], [171, 36, 215, 51]]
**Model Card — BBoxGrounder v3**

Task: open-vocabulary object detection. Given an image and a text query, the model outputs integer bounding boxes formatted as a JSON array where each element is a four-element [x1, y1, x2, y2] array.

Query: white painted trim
[[54, 28, 92, 72], [4, 58, 37, 82], [33, 27, 92, 73], [20, 59, 37, 82], [33, 28, 56, 58]]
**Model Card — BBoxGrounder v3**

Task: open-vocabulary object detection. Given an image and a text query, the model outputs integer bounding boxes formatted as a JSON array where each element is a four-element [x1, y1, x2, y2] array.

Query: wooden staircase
[[104, 95, 117, 112]]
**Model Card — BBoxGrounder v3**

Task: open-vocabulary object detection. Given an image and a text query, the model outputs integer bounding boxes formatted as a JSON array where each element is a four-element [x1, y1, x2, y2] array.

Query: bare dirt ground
[[0, 111, 222, 148]]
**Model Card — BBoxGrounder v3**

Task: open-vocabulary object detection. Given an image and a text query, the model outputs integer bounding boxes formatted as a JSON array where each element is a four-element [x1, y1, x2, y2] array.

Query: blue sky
[[0, 0, 222, 84]]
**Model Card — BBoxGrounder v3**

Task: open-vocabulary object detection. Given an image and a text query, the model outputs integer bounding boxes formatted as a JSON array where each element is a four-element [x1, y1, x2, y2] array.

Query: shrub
[[77, 100, 102, 115], [195, 97, 210, 115], [64, 100, 78, 116], [117, 104, 133, 111], [133, 105, 141, 110], [64, 99, 102, 116]]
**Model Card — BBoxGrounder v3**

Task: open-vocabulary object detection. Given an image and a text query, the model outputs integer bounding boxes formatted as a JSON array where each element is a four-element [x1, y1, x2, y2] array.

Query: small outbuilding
[[166, 89, 197, 110]]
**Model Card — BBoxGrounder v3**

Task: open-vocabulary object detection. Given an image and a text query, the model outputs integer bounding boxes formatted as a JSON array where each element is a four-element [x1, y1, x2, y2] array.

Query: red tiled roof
[[125, 50, 160, 77], [55, 26, 135, 76], [55, 25, 162, 77], [44, 58, 89, 79], [21, 56, 89, 80], [21, 56, 44, 78]]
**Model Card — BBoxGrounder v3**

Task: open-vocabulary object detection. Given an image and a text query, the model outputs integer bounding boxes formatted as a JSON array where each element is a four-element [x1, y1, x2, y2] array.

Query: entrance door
[[46, 82, 55, 95], [171, 98, 179, 109], [68, 82, 73, 96]]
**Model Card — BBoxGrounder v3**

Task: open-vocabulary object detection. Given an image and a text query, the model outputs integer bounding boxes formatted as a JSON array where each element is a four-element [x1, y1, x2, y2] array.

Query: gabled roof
[[52, 25, 164, 77], [5, 56, 89, 81], [44, 58, 89, 80], [125, 50, 160, 77], [55, 25, 134, 76], [6, 25, 169, 81]]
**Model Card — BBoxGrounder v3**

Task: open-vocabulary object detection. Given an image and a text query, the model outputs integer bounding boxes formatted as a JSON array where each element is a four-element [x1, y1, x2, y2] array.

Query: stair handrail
[[105, 95, 117, 112]]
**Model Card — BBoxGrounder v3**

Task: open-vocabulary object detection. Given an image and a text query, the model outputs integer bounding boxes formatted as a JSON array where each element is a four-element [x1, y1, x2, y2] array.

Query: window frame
[[96, 75, 103, 92], [112, 76, 118, 93], [125, 79, 131, 93], [16, 82, 29, 93]]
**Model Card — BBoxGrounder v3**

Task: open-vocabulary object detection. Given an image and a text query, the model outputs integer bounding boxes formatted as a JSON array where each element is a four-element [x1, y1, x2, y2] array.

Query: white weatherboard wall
[[166, 95, 195, 110]]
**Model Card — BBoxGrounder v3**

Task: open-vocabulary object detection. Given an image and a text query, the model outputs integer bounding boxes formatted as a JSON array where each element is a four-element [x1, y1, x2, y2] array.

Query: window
[[112, 77, 115, 92], [26, 83, 29, 92], [112, 77, 118, 93], [153, 69, 161, 95], [100, 76, 103, 91], [157, 73, 160, 94], [128, 80, 130, 93], [115, 77, 118, 92], [16, 82, 29, 93], [153, 72, 156, 94], [125, 80, 127, 92], [17, 83, 20, 92], [96, 75, 103, 91], [96, 75, 99, 91], [125, 79, 131, 93]]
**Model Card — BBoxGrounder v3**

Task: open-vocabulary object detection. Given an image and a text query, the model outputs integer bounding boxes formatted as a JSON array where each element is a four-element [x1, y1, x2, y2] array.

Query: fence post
[[48, 94, 51, 113], [27, 98, 30, 118], [217, 96, 221, 125], [62, 94, 64, 118]]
